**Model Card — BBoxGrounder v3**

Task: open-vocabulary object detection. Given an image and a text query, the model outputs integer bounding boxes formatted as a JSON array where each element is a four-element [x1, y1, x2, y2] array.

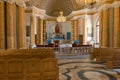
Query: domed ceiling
[[27, 0, 84, 17]]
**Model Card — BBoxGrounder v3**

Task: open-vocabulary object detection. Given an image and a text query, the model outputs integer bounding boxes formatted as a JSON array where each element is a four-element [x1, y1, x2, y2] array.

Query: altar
[[59, 44, 72, 47], [51, 39, 65, 44]]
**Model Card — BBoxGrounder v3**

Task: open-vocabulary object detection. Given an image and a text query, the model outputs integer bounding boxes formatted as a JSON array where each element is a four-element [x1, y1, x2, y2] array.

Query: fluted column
[[71, 20, 75, 42], [43, 20, 46, 43], [30, 16, 35, 45], [0, 1, 5, 49], [37, 18, 43, 45], [99, 11, 103, 47], [109, 8, 114, 47], [6, 1, 16, 49], [102, 8, 109, 47], [71, 20, 78, 42], [17, 5, 26, 48], [113, 7, 120, 47]]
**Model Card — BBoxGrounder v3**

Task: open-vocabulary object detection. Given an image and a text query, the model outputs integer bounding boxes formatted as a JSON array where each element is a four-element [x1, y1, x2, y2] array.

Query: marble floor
[[58, 55, 120, 80]]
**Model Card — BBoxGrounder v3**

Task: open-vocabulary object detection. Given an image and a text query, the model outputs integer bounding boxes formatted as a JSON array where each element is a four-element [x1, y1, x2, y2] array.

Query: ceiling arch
[[28, 0, 105, 17], [29, 0, 76, 17]]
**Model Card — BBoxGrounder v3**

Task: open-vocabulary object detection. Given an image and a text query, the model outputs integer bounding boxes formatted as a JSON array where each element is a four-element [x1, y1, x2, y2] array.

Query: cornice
[[25, 6, 46, 19]]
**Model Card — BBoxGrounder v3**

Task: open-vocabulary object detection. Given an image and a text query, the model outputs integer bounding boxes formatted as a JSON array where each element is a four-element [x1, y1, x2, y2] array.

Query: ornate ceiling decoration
[[26, 0, 113, 17], [28, 0, 74, 17]]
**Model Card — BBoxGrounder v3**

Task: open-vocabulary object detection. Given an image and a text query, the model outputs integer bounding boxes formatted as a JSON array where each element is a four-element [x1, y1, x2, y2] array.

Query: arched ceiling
[[28, 0, 84, 17]]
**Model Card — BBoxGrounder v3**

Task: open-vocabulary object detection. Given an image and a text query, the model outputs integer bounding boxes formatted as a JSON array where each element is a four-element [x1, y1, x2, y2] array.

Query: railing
[[36, 45, 93, 55]]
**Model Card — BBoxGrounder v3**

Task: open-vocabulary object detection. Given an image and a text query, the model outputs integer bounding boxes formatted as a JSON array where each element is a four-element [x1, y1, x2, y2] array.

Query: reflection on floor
[[58, 55, 120, 80]]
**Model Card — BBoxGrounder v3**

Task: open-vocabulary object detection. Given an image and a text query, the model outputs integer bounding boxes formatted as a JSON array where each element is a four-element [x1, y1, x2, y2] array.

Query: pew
[[0, 49, 59, 80], [107, 49, 120, 68], [90, 48, 100, 60], [90, 48, 120, 68]]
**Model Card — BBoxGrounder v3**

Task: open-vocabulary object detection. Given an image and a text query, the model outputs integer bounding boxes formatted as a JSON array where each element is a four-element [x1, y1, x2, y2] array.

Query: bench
[[107, 49, 120, 68], [0, 49, 59, 80]]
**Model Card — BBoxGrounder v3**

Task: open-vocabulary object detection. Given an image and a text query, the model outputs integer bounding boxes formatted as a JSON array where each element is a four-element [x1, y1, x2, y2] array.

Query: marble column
[[0, 1, 5, 49], [75, 20, 79, 40], [37, 18, 43, 45], [72, 20, 79, 42], [17, 5, 26, 49], [113, 7, 120, 47], [99, 11, 103, 47], [6, 1, 16, 49], [30, 16, 35, 45], [109, 8, 114, 47], [43, 20, 46, 43], [102, 8, 109, 47], [71, 20, 75, 42]]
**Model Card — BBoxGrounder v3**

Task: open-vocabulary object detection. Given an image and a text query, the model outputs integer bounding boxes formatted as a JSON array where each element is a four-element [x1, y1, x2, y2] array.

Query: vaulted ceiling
[[28, 0, 84, 17]]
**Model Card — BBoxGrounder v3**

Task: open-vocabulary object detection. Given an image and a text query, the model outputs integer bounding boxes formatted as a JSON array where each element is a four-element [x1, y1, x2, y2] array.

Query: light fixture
[[75, 0, 103, 9], [57, 11, 66, 23]]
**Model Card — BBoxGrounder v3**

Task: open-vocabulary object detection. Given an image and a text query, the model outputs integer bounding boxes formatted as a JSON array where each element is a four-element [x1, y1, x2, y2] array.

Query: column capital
[[15, 0, 26, 7], [6, 0, 15, 3], [0, 0, 4, 2], [98, 3, 111, 12], [112, 1, 120, 8]]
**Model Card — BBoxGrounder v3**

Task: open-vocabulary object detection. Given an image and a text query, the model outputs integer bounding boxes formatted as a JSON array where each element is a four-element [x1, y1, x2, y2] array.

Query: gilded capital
[[6, 0, 15, 3], [112, 1, 120, 8], [0, 0, 4, 2], [15, 0, 26, 7]]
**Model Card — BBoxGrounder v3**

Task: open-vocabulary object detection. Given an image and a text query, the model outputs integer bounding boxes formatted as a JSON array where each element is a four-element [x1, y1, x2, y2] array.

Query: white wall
[[46, 21, 72, 39]]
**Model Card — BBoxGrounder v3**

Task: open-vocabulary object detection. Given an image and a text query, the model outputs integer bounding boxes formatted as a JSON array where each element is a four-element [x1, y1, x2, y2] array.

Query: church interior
[[0, 0, 120, 80]]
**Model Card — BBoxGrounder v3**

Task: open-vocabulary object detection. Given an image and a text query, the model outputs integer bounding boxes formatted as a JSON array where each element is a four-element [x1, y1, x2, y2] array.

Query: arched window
[[96, 20, 99, 44]]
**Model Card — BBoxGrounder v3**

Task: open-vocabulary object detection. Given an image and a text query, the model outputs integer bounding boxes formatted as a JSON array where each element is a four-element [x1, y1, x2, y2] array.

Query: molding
[[25, 6, 46, 19]]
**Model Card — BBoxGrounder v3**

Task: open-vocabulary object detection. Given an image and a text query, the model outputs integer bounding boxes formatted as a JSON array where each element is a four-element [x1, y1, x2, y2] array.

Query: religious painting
[[55, 24, 60, 33]]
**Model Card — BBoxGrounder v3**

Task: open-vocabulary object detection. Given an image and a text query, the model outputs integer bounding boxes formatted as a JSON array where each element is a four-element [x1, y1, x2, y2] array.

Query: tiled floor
[[58, 57, 120, 80]]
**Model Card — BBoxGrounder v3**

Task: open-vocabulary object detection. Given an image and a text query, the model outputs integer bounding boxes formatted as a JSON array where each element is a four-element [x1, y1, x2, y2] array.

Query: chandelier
[[57, 11, 66, 23], [75, 0, 103, 9]]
